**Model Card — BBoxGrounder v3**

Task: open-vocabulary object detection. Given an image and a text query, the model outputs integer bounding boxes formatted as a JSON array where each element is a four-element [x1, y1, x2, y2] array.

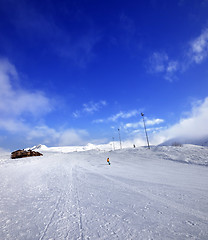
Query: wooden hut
[[11, 149, 43, 159]]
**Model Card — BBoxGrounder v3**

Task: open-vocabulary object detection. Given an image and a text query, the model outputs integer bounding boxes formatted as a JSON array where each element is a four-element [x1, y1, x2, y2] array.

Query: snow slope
[[160, 136, 208, 147], [0, 145, 208, 239]]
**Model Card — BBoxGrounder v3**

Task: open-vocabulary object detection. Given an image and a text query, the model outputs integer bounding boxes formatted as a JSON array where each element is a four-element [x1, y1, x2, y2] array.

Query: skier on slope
[[107, 157, 110, 165]]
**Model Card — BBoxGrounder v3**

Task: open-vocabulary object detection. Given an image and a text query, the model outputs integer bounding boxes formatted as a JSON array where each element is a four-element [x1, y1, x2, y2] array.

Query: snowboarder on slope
[[107, 158, 110, 165]]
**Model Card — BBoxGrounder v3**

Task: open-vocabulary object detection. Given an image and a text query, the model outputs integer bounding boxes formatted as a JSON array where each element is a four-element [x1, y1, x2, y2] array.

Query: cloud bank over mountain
[[150, 97, 208, 145]]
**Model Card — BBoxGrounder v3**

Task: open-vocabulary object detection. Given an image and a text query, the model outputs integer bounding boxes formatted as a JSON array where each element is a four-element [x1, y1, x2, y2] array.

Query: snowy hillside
[[30, 143, 208, 166], [0, 145, 208, 239], [160, 136, 208, 147]]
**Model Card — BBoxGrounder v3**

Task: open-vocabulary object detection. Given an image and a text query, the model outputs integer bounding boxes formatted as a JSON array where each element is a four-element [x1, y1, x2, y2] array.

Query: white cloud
[[83, 100, 107, 114], [109, 110, 139, 122], [148, 52, 179, 82], [125, 122, 141, 129], [0, 58, 51, 120], [0, 58, 56, 148], [0, 58, 78, 148], [125, 118, 164, 129], [73, 100, 107, 118], [189, 28, 208, 64], [93, 119, 104, 123], [166, 61, 178, 73], [148, 27, 208, 82], [148, 52, 168, 73], [0, 58, 92, 148], [0, 118, 28, 133], [72, 110, 80, 118], [163, 97, 208, 140], [146, 118, 164, 126], [93, 110, 161, 127], [121, 138, 147, 148], [27, 125, 59, 142], [28, 97, 208, 147], [116, 98, 208, 147], [27, 125, 89, 146], [59, 129, 89, 146], [148, 97, 208, 145]]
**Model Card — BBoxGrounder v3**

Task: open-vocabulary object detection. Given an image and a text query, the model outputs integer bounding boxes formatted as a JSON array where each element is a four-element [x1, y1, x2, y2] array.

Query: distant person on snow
[[107, 158, 110, 165]]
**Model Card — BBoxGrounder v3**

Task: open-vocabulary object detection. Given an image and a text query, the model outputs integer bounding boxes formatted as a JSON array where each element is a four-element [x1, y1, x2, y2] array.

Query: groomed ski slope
[[0, 145, 208, 239]]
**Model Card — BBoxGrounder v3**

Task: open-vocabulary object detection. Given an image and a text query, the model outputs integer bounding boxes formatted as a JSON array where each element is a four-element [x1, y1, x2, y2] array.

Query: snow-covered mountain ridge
[[28, 142, 114, 153]]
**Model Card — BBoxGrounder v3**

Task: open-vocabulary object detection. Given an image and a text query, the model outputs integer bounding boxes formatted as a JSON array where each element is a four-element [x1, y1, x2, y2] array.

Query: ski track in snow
[[0, 146, 208, 239], [77, 163, 208, 223], [39, 195, 62, 240]]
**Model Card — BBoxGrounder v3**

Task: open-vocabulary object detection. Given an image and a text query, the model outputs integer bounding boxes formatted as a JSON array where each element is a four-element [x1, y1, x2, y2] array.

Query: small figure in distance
[[107, 157, 110, 165]]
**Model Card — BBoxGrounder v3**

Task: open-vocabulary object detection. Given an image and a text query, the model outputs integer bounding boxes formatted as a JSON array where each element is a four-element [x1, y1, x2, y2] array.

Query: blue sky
[[0, 0, 208, 150]]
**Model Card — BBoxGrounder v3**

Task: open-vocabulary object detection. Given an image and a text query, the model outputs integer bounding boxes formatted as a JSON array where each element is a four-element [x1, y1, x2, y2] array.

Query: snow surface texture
[[0, 145, 208, 239]]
